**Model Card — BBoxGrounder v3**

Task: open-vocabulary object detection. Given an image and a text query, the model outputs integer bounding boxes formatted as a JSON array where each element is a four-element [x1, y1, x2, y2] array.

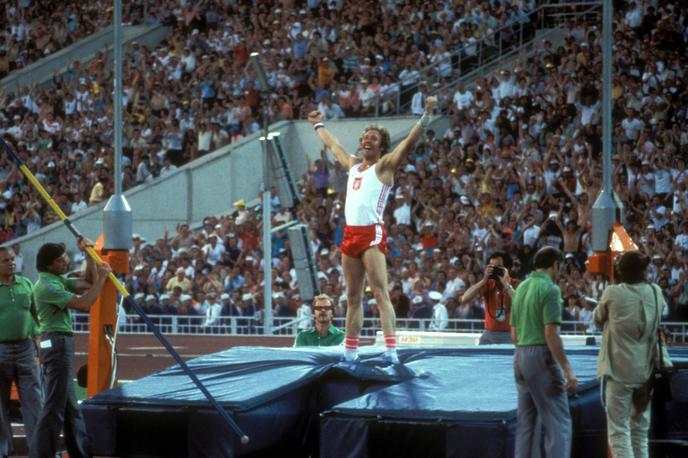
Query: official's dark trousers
[[30, 335, 89, 458], [0, 339, 42, 456]]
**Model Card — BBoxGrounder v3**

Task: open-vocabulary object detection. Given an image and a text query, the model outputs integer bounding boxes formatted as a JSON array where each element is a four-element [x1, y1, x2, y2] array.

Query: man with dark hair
[[0, 247, 41, 457], [294, 294, 344, 347], [308, 96, 437, 363], [510, 246, 577, 458], [30, 240, 111, 458], [595, 250, 662, 457], [461, 251, 517, 344]]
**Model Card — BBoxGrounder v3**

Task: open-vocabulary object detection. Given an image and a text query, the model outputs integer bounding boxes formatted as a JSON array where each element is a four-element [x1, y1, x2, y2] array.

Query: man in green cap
[[0, 246, 42, 457], [294, 294, 344, 347], [30, 240, 111, 458]]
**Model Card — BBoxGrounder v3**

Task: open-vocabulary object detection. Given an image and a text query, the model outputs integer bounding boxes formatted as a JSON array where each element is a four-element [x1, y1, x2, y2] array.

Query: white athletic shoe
[[382, 350, 400, 365], [343, 349, 359, 362]]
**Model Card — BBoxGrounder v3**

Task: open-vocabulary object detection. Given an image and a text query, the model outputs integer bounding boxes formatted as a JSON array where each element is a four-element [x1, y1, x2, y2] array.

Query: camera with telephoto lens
[[490, 266, 505, 279]]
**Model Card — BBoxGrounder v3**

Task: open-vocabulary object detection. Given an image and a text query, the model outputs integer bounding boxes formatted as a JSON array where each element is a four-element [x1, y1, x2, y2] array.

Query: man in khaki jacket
[[595, 251, 663, 458]]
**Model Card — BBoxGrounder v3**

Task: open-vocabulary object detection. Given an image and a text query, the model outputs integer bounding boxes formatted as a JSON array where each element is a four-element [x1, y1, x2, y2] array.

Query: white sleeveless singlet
[[345, 163, 392, 226]]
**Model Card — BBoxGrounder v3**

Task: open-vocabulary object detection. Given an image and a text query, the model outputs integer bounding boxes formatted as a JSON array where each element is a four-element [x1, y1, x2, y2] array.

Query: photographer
[[461, 251, 517, 344]]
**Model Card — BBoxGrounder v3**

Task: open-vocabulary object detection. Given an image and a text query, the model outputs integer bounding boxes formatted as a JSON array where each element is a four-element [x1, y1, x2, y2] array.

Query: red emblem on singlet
[[353, 177, 362, 190]]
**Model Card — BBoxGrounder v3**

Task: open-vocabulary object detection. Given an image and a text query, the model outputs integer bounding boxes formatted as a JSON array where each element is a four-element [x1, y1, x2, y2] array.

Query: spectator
[[410, 81, 428, 116], [296, 297, 312, 332], [317, 94, 345, 121], [428, 291, 448, 331], [203, 292, 223, 328], [165, 267, 191, 294], [143, 294, 163, 315]]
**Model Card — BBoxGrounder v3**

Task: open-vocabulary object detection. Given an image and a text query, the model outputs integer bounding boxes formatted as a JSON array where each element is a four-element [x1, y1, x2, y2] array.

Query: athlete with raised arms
[[308, 96, 437, 363]]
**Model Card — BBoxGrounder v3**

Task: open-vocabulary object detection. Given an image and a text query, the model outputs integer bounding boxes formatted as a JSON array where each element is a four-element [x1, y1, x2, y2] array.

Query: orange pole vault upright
[[587, 223, 638, 283], [86, 235, 129, 397]]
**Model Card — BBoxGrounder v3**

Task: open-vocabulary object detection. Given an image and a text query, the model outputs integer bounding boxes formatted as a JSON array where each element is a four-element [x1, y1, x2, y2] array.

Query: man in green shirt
[[30, 240, 111, 458], [510, 246, 577, 458], [294, 294, 344, 347], [0, 246, 42, 457]]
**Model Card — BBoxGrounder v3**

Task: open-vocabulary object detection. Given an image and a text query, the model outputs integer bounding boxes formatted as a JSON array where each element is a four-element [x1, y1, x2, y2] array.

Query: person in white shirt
[[410, 82, 428, 116], [159, 157, 178, 175], [181, 48, 196, 73], [398, 64, 421, 91], [10, 243, 24, 275], [70, 193, 88, 214], [392, 194, 411, 226], [636, 161, 655, 197], [493, 69, 515, 102], [675, 223, 688, 251], [623, 1, 643, 29], [202, 233, 225, 266], [358, 80, 377, 114], [430, 44, 452, 79], [522, 214, 541, 247], [135, 155, 151, 184], [296, 301, 313, 331], [379, 75, 400, 114], [577, 300, 596, 333], [443, 267, 466, 302], [452, 82, 473, 112], [197, 120, 212, 155], [428, 291, 448, 331], [317, 94, 345, 120], [203, 292, 223, 328], [621, 107, 644, 141], [653, 157, 672, 200]]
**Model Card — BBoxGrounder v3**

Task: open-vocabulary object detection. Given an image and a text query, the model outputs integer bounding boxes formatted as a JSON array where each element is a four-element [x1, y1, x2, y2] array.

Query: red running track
[[73, 333, 295, 381]]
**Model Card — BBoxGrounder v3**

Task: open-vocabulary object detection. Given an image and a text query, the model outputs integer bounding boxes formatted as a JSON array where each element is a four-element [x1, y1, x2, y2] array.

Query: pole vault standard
[[0, 137, 250, 445]]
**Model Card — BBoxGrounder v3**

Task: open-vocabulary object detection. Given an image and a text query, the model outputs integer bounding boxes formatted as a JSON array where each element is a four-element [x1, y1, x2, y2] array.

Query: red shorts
[[342, 224, 387, 258]]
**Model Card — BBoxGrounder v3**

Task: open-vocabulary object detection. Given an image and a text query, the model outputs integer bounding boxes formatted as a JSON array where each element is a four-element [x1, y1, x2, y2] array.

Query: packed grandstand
[[1, 0, 687, 333]]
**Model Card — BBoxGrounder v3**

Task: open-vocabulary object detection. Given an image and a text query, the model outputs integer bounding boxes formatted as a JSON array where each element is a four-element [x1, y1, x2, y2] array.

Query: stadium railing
[[69, 312, 688, 344]]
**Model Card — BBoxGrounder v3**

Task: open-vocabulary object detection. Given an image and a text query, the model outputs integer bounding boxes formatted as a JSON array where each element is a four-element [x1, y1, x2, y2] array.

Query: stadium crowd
[[1, 1, 687, 330], [0, 0, 536, 241], [0, 0, 166, 78], [115, 1, 688, 332]]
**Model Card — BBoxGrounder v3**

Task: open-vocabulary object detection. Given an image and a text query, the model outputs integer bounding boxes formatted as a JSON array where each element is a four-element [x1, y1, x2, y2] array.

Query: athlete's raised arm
[[379, 96, 437, 173], [308, 111, 358, 170]]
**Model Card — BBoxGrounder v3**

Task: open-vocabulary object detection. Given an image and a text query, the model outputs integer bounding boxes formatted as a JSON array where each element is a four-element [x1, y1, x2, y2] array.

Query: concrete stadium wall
[[11, 116, 446, 279]]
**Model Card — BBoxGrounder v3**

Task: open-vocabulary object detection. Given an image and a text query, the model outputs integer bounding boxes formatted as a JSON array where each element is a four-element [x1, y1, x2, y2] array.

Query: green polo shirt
[[294, 325, 345, 347], [34, 272, 79, 334], [510, 271, 562, 346], [0, 275, 38, 341]]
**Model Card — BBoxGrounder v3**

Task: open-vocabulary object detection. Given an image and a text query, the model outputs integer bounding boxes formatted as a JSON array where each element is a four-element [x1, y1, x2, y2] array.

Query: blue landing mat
[[82, 346, 688, 457]]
